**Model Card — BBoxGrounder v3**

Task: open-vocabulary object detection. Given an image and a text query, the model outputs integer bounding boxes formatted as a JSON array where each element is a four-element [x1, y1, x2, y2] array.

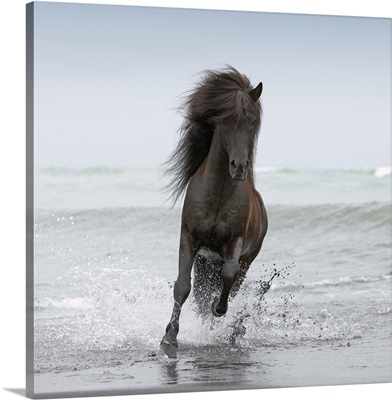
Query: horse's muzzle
[[232, 173, 246, 181]]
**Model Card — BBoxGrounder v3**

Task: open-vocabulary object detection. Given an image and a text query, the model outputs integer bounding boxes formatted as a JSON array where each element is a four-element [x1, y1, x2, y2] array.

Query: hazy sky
[[33, 2, 391, 168]]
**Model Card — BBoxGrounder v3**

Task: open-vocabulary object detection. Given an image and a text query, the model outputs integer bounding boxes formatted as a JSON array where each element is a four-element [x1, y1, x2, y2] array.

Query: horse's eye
[[251, 120, 256, 127]]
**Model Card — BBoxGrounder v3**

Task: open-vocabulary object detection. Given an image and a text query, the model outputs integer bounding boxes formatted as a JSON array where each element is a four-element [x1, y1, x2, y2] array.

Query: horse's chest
[[187, 204, 245, 244], [183, 176, 250, 245]]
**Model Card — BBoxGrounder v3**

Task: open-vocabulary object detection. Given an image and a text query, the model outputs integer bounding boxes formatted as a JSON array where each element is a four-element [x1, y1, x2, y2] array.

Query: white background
[[0, 1, 390, 400]]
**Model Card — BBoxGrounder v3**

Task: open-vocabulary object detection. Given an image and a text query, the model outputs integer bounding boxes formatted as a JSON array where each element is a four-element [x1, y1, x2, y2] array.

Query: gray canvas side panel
[[26, 2, 35, 398]]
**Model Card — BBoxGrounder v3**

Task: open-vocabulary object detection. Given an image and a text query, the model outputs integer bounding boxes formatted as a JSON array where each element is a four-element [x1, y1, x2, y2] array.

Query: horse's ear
[[250, 82, 263, 102]]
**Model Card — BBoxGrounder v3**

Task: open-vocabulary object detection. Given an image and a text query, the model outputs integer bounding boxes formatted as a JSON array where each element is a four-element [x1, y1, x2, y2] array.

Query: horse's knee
[[222, 260, 240, 283]]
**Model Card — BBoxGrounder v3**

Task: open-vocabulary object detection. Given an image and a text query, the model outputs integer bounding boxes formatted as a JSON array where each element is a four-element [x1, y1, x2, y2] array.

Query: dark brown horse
[[161, 66, 268, 358]]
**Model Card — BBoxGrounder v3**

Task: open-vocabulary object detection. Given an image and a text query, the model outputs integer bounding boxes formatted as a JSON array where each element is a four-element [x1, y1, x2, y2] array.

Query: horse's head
[[218, 82, 263, 181], [165, 67, 263, 204]]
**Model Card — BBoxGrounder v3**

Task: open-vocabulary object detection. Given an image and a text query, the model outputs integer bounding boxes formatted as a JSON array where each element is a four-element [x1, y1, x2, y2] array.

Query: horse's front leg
[[161, 228, 196, 358], [211, 237, 243, 317]]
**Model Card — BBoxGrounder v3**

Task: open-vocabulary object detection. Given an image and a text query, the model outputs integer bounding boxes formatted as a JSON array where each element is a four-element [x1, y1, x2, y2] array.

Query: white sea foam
[[35, 297, 95, 310], [374, 166, 392, 178]]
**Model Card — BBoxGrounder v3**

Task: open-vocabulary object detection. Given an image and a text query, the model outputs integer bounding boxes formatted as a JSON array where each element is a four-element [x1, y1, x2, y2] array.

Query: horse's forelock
[[187, 68, 261, 126]]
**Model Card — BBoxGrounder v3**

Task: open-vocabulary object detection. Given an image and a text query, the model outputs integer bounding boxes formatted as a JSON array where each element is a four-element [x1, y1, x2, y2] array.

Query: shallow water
[[32, 167, 392, 396]]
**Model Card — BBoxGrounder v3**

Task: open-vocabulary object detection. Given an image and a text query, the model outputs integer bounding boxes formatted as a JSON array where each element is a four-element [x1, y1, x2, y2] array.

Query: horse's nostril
[[230, 160, 238, 169]]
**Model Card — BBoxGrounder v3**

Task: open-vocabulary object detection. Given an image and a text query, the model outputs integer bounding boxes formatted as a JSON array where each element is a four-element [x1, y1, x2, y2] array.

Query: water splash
[[227, 264, 294, 345], [34, 259, 365, 374]]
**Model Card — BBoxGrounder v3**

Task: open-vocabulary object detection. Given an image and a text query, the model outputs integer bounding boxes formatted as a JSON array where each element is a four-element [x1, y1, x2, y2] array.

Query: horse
[[160, 66, 268, 358]]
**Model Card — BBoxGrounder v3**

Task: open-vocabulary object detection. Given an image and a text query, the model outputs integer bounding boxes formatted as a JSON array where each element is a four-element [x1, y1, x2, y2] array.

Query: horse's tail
[[193, 254, 224, 316]]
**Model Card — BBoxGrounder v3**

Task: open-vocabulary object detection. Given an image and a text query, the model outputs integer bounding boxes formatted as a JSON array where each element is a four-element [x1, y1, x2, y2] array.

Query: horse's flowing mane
[[165, 66, 262, 205]]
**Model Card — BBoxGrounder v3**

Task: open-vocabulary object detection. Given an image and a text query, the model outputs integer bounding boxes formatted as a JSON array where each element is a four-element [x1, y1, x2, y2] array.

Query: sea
[[33, 166, 392, 397]]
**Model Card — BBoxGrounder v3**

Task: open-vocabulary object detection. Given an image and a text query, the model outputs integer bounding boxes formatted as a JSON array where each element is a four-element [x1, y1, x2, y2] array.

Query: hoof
[[211, 297, 227, 317], [160, 342, 178, 359]]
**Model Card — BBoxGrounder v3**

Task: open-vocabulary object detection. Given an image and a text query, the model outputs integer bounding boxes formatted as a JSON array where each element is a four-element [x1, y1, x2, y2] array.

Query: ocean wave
[[34, 166, 391, 209], [264, 202, 391, 232], [254, 166, 392, 176], [34, 206, 180, 235], [36, 165, 392, 177], [340, 166, 391, 176], [270, 272, 392, 293], [34, 202, 391, 237], [374, 166, 392, 178]]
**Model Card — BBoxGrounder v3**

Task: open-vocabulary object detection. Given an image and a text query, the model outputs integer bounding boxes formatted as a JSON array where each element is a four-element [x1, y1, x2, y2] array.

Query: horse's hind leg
[[211, 237, 243, 317], [193, 255, 223, 316], [161, 229, 196, 358]]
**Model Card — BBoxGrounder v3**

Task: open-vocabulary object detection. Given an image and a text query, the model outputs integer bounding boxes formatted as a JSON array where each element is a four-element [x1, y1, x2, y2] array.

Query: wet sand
[[34, 329, 391, 398]]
